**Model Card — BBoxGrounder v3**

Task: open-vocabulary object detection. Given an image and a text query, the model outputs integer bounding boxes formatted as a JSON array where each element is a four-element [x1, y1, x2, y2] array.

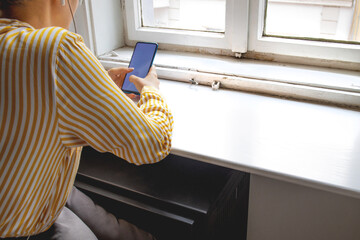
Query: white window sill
[[98, 48, 360, 199], [99, 47, 360, 109]]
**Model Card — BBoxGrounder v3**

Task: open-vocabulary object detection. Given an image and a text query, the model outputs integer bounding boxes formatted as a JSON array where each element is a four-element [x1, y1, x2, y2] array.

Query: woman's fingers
[[108, 67, 134, 78], [129, 66, 159, 93], [108, 67, 134, 87]]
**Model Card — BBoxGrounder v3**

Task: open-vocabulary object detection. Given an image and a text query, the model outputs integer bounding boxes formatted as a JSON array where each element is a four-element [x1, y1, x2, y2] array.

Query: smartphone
[[121, 42, 158, 95]]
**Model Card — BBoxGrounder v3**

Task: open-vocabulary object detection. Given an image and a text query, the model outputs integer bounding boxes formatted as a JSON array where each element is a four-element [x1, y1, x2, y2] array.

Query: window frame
[[124, 0, 360, 65], [268, 0, 353, 8], [124, 0, 249, 53], [75, 0, 360, 109]]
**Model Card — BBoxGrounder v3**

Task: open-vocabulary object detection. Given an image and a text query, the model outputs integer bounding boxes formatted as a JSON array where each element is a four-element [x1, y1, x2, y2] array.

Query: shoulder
[[57, 28, 85, 46], [43, 27, 85, 52], [29, 26, 70, 46], [28, 27, 87, 62], [24, 26, 86, 53], [17, 27, 75, 55], [55, 28, 90, 58]]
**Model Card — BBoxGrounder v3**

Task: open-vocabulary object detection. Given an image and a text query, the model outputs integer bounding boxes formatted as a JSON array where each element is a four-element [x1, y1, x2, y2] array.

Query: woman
[[0, 0, 173, 239]]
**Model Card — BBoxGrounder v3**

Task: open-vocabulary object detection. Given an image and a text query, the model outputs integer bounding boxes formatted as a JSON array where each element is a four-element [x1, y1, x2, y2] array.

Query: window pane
[[264, 0, 360, 43], [141, 0, 226, 33]]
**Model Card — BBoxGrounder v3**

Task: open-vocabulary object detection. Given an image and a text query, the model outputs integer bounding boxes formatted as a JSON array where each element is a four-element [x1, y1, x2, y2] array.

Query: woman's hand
[[108, 66, 160, 103], [129, 66, 160, 93], [107, 67, 133, 88], [108, 67, 139, 101]]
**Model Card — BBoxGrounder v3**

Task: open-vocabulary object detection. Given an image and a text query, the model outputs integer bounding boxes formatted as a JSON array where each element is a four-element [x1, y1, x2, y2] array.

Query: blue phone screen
[[122, 42, 158, 94]]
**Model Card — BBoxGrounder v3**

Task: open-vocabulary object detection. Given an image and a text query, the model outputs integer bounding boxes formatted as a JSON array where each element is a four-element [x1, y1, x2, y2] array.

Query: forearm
[[121, 86, 173, 164]]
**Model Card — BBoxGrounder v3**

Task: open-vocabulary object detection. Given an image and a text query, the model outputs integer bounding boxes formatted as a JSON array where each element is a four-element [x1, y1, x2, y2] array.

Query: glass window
[[141, 0, 226, 33], [264, 0, 360, 43], [125, 0, 248, 53], [124, 0, 359, 64]]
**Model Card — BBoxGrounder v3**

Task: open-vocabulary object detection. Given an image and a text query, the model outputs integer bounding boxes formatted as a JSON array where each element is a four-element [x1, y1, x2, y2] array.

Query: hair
[[0, 0, 24, 10], [0, 0, 25, 17]]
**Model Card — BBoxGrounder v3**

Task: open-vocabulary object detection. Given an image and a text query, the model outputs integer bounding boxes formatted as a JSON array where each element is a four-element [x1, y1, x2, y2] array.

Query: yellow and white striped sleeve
[[55, 32, 174, 165]]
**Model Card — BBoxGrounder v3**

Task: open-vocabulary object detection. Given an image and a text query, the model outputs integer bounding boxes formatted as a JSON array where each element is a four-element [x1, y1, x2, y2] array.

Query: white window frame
[[124, 0, 249, 53], [76, 0, 360, 108], [248, 0, 360, 64], [268, 0, 353, 8], [124, 0, 360, 65]]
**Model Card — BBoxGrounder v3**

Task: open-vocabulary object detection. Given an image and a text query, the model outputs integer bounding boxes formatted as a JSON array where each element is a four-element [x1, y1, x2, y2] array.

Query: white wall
[[248, 175, 360, 240], [74, 0, 125, 56], [71, 2, 94, 50]]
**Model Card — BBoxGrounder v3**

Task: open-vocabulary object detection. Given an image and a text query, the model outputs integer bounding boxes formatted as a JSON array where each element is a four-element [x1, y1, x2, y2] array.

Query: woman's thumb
[[129, 74, 140, 83]]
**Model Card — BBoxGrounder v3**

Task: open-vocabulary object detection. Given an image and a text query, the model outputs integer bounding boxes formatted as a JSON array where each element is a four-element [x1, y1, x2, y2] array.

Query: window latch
[[189, 78, 199, 85], [212, 81, 220, 90]]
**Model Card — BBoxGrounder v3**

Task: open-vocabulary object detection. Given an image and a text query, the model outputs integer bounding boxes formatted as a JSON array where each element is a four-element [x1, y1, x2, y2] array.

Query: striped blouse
[[0, 18, 173, 237]]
